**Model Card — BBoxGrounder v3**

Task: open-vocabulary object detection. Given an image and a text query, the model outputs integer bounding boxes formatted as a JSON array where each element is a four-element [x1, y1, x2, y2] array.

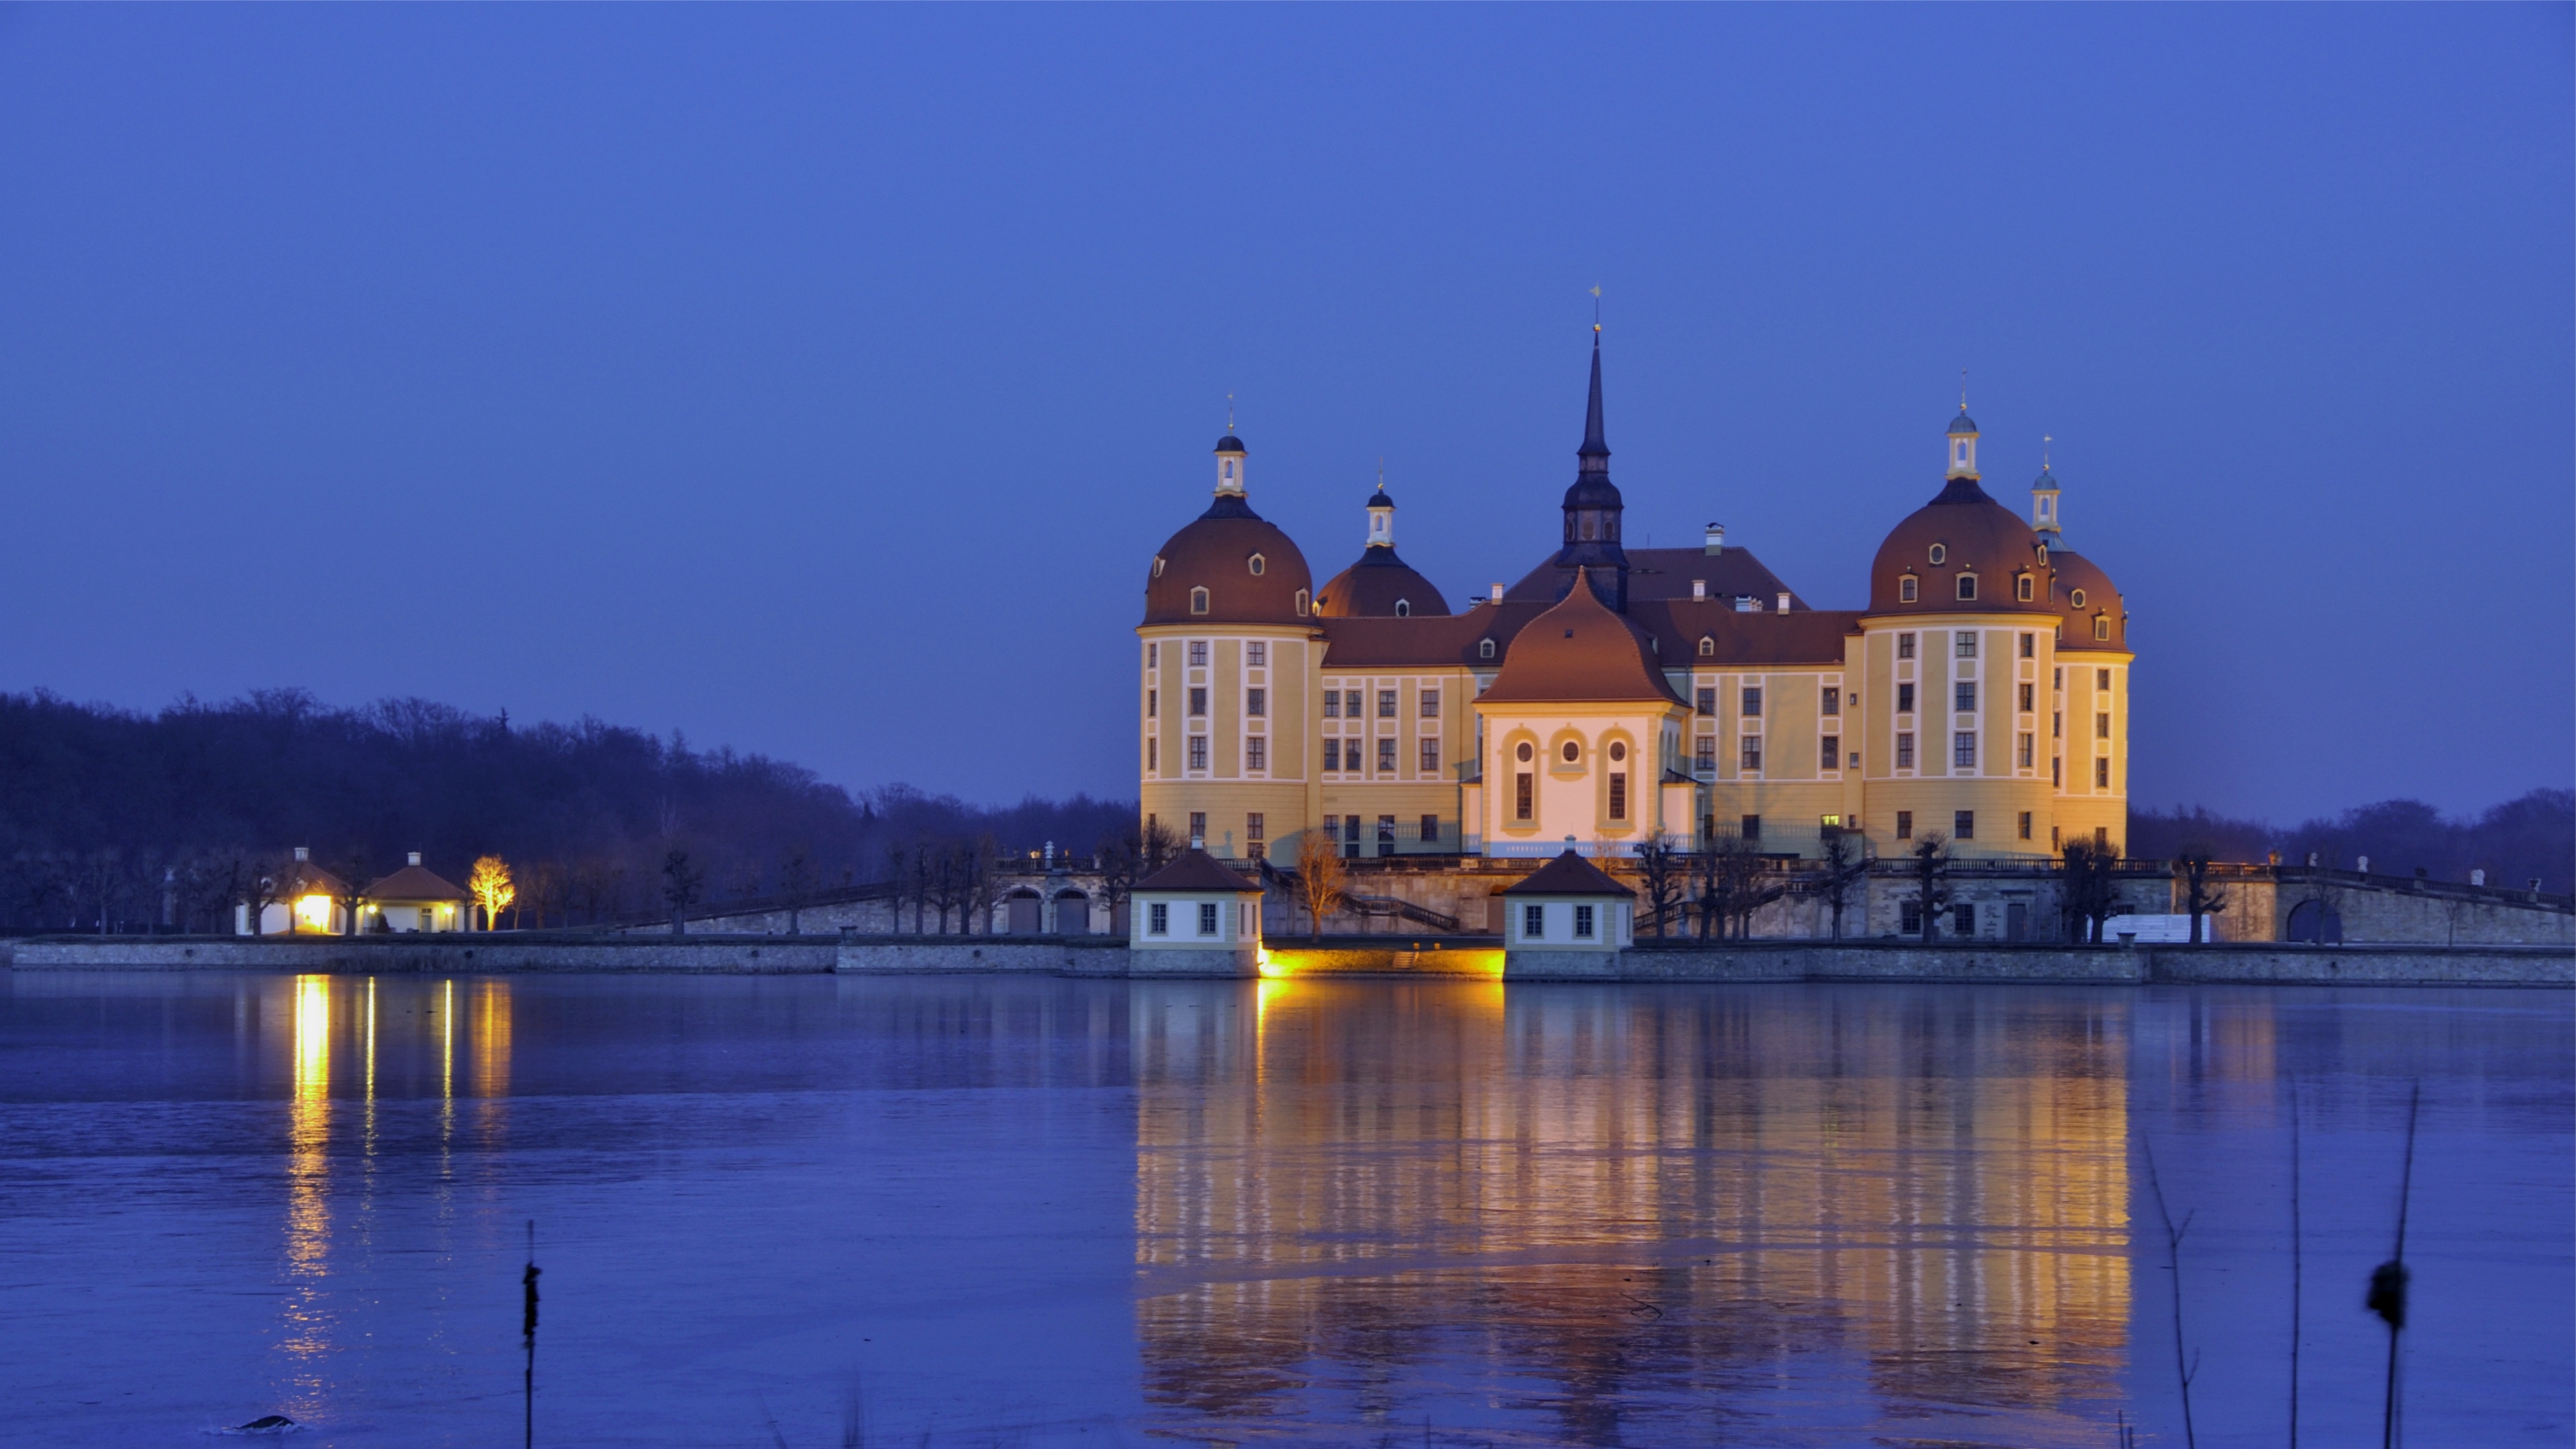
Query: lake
[[0, 971, 2566, 1447]]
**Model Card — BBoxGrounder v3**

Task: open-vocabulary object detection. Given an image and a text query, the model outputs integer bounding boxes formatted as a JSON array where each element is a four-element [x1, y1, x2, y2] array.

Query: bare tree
[[1817, 826, 1869, 941], [2176, 849, 2229, 945], [2084, 841, 2126, 943], [1294, 828, 1347, 941], [777, 846, 818, 935], [574, 858, 626, 926], [330, 849, 372, 937], [1695, 835, 1778, 941], [1095, 828, 1142, 934], [243, 854, 288, 938], [69, 849, 123, 935], [661, 848, 704, 936], [1907, 834, 1953, 943], [1142, 818, 1181, 873], [1634, 830, 1686, 938], [521, 861, 568, 932]]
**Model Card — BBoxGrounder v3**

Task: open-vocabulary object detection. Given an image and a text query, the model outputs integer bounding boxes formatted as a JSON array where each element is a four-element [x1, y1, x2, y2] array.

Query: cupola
[[1366, 476, 1395, 550], [1946, 407, 1980, 480], [1214, 433, 1247, 496]]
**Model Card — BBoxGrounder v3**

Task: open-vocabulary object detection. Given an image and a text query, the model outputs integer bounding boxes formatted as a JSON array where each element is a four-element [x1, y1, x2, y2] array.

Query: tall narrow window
[[1955, 682, 1976, 712], [1955, 631, 1978, 658], [1694, 737, 1715, 773], [1897, 632, 1916, 659], [2095, 614, 2111, 641], [1146, 643, 1157, 668], [1820, 734, 1840, 770], [2052, 757, 2062, 786], [1246, 688, 1265, 717], [1479, 638, 1495, 659], [1148, 902, 1169, 936], [1954, 810, 1975, 840], [1741, 814, 1762, 842], [1188, 641, 1208, 667], [1955, 573, 1978, 600], [2017, 811, 2033, 841], [1953, 732, 1976, 768], [1573, 905, 1595, 939], [2095, 757, 2110, 788], [1245, 737, 1266, 771], [1377, 738, 1397, 773], [2019, 682, 2033, 711], [1418, 739, 1440, 773], [1741, 687, 1763, 717], [1323, 739, 1341, 772], [1897, 683, 1915, 714], [1147, 690, 1157, 717], [1294, 589, 1309, 616], [2017, 733, 2034, 767], [1377, 689, 1397, 718], [2096, 668, 2110, 691], [1189, 688, 1207, 716], [1515, 772, 1534, 820], [1148, 738, 1157, 770], [1189, 812, 1206, 844], [1419, 814, 1440, 843], [2015, 574, 2034, 602], [1247, 813, 1265, 845], [2019, 633, 2035, 658], [1419, 688, 1440, 717], [2096, 712, 2110, 739], [1246, 642, 1265, 667], [1739, 736, 1762, 772], [1821, 686, 1839, 716], [1696, 687, 1716, 716], [1899, 576, 1918, 603], [1896, 733, 1915, 769], [1608, 772, 1627, 820], [1322, 690, 1340, 718], [1896, 810, 1913, 840], [1522, 903, 1544, 939], [1197, 902, 1218, 935], [1189, 587, 1209, 615], [1187, 737, 1208, 771]]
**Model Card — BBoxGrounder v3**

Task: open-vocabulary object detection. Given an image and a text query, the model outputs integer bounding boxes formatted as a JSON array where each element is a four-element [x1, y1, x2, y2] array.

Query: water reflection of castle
[[1133, 981, 2133, 1444]]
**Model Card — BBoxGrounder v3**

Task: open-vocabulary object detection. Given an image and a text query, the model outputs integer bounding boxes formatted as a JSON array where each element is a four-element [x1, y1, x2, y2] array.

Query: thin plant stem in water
[[2369, 1082, 2422, 1449], [2290, 1075, 2303, 1449], [2141, 1135, 2199, 1449], [523, 1220, 541, 1449]]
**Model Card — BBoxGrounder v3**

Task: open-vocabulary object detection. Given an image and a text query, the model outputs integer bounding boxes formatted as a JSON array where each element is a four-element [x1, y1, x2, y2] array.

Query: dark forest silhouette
[[0, 690, 1132, 932], [2131, 790, 2572, 893]]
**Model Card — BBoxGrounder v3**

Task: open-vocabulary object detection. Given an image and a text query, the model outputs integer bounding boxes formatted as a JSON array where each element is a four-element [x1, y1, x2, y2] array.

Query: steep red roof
[[1502, 848, 1634, 897], [1475, 568, 1683, 706]]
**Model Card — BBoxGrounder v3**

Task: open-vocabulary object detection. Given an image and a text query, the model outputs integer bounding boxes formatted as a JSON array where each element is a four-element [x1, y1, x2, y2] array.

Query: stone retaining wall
[[3, 935, 837, 973]]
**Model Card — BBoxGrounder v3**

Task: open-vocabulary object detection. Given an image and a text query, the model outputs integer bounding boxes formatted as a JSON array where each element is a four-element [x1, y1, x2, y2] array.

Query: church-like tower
[[1548, 331, 1629, 610]]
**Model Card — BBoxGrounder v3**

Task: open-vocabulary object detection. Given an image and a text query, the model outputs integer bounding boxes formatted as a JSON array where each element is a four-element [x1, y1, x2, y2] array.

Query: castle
[[1138, 333, 2131, 868]]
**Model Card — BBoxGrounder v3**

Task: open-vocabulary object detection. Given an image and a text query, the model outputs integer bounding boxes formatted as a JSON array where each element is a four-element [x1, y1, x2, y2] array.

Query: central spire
[[1578, 331, 1609, 468], [1551, 325, 1628, 610]]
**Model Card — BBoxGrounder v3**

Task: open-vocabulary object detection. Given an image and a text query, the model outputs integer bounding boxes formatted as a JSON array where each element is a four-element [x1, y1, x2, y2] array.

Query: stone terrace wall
[[5, 934, 838, 973]]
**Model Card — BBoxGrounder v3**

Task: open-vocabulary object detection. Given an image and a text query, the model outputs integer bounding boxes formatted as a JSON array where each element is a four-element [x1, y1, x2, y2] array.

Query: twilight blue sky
[[0, 5, 2567, 821]]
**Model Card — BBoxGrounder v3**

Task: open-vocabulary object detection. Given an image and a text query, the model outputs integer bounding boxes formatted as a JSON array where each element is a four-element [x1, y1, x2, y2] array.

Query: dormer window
[[1189, 586, 1210, 615], [2069, 588, 2087, 609], [1393, 599, 1411, 617], [2015, 573, 2035, 602], [1955, 573, 1978, 601], [1478, 637, 1496, 660], [2095, 614, 2111, 641], [1294, 588, 1309, 616], [1928, 544, 1947, 566], [1152, 557, 1166, 578], [1247, 553, 1266, 576], [1698, 636, 1714, 657], [1899, 574, 1919, 603]]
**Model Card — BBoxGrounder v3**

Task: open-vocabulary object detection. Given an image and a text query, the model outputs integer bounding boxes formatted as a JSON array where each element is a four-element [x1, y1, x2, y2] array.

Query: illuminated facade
[[1138, 336, 2133, 865]]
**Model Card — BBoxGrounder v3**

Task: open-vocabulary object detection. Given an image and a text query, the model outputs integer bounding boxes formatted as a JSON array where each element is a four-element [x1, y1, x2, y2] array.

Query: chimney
[[1776, 592, 1791, 612], [1489, 583, 1503, 604], [293, 846, 309, 862], [1691, 579, 1707, 601], [408, 851, 422, 866], [1704, 523, 1725, 555]]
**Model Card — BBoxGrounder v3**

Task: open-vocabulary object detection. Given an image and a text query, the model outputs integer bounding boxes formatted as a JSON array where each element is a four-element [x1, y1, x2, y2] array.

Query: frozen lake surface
[[0, 972, 2566, 1448]]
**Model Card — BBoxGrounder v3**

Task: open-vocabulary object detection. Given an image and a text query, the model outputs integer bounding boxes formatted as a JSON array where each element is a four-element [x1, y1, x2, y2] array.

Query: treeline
[[2131, 790, 2573, 892], [0, 690, 1134, 932]]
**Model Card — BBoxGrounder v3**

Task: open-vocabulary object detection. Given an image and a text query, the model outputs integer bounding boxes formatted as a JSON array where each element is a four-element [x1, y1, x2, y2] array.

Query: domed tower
[[1317, 476, 1452, 618], [1547, 331, 1629, 610], [1852, 406, 2078, 861], [1138, 431, 1318, 865]]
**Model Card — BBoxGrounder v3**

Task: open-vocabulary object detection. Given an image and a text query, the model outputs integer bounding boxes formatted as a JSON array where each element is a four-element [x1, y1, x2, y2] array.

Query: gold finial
[[1376, 455, 1385, 492], [1591, 284, 1602, 332], [2043, 433, 2053, 470], [1225, 392, 1235, 431], [1960, 368, 1968, 411]]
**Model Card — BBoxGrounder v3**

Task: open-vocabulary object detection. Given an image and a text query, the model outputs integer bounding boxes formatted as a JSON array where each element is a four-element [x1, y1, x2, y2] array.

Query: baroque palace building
[[1138, 334, 2131, 866]]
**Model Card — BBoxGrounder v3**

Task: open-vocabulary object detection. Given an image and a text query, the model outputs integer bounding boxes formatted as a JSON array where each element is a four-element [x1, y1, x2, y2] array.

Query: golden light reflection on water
[[282, 977, 334, 1375], [1136, 982, 2133, 1444]]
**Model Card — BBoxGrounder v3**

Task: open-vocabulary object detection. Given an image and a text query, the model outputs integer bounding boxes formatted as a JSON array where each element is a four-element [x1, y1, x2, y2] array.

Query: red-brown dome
[[1142, 494, 1315, 627], [1868, 477, 2053, 616], [1317, 547, 1451, 619], [2045, 545, 2128, 651]]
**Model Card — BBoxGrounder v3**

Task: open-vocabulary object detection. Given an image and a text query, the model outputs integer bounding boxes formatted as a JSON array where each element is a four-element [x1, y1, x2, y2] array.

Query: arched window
[[1478, 637, 1495, 659], [1899, 574, 1918, 603], [1151, 557, 1166, 578], [1247, 553, 1265, 576], [1393, 599, 1410, 617], [1293, 588, 1309, 616], [2094, 614, 2111, 641], [1928, 544, 1947, 566], [1698, 635, 1714, 657], [2015, 573, 2035, 602], [1189, 586, 1209, 615], [1955, 573, 1978, 601]]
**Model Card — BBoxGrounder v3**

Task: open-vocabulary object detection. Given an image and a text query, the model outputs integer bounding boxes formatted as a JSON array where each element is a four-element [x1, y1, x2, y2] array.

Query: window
[[1189, 811, 1207, 844], [1821, 686, 1839, 716], [1419, 688, 1440, 718], [1189, 587, 1209, 615], [1377, 738, 1397, 773], [2018, 811, 2033, 841], [1246, 642, 1265, 667], [1897, 682, 1915, 714], [1247, 814, 1265, 845], [1516, 741, 1534, 762], [1901, 901, 1922, 934], [1247, 553, 1265, 576], [1955, 631, 1977, 658], [2053, 757, 2062, 786], [1419, 814, 1440, 843], [2070, 588, 2086, 608], [1694, 737, 1715, 772], [1377, 689, 1397, 718], [1198, 902, 1219, 936], [1479, 637, 1495, 659], [1148, 902, 1169, 936], [1393, 600, 1411, 616], [2094, 614, 2111, 641], [1515, 772, 1534, 820], [1953, 732, 1976, 768], [1523, 903, 1545, 939], [1246, 688, 1265, 717], [2096, 757, 2111, 788], [2053, 710, 2062, 739], [1956, 573, 1978, 601], [1187, 737, 1208, 770], [1741, 687, 1763, 717], [1608, 772, 1627, 820], [1561, 741, 1580, 763], [1294, 589, 1309, 616], [1899, 575, 1918, 603], [2015, 574, 2034, 602], [1245, 737, 1266, 771], [1815, 733, 1841, 771], [1952, 903, 1976, 936], [1741, 814, 1762, 842], [2094, 826, 2109, 850], [1377, 815, 1396, 846], [1147, 690, 1157, 717], [2017, 732, 2034, 767], [1344, 816, 1362, 846], [2096, 712, 2110, 739], [1323, 739, 1342, 771], [1896, 732, 1916, 769], [1189, 687, 1207, 716], [1954, 810, 1974, 840], [1323, 690, 1341, 718], [1955, 682, 1976, 712], [2019, 683, 2034, 711], [1418, 739, 1440, 773], [1928, 543, 1947, 566], [1574, 904, 1595, 939], [1147, 643, 1157, 667], [2096, 668, 2110, 691], [1698, 636, 1715, 657], [1896, 810, 1913, 840], [1739, 735, 1762, 772], [1147, 738, 1157, 770], [1696, 687, 1716, 716], [1189, 641, 1208, 667], [1897, 632, 1917, 659], [2019, 633, 2034, 659]]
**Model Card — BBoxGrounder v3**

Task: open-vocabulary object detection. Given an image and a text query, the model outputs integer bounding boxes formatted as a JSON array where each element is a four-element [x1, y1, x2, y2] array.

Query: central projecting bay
[[0, 972, 2565, 1447]]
